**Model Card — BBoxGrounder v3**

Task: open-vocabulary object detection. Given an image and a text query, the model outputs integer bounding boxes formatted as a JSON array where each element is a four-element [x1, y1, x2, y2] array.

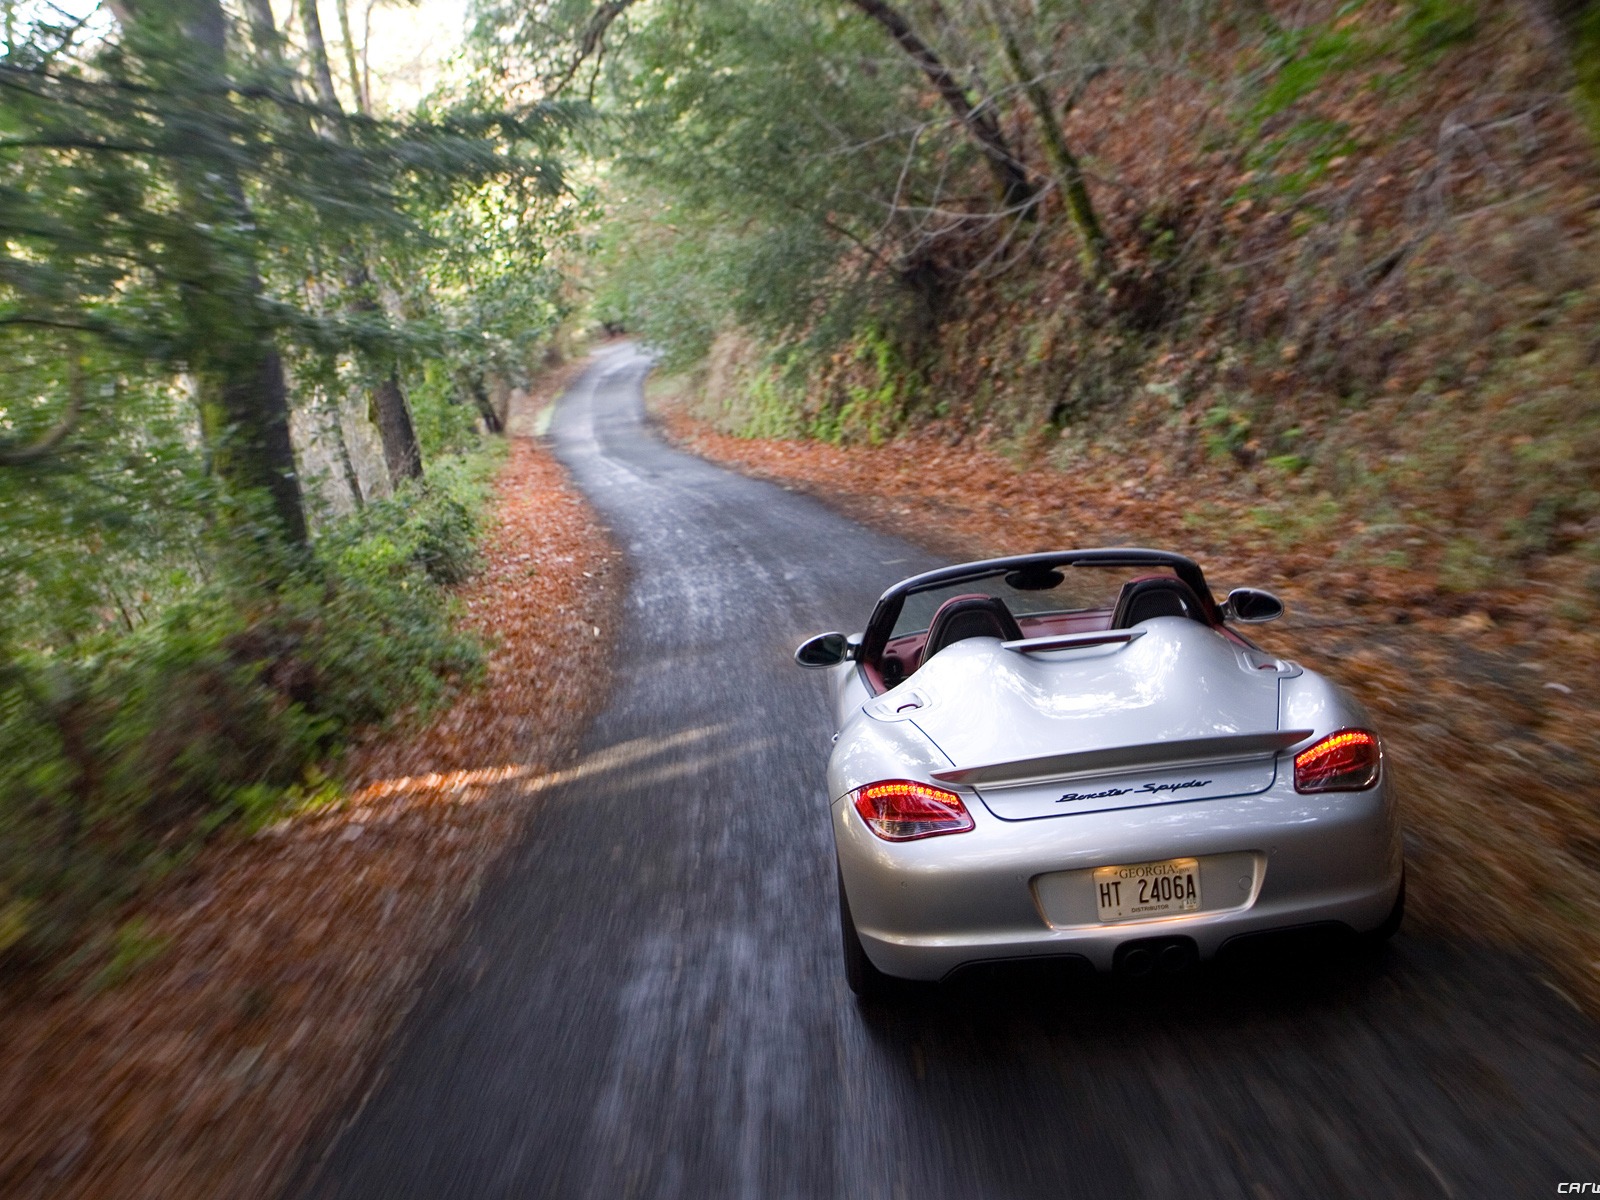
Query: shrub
[[0, 450, 496, 967]]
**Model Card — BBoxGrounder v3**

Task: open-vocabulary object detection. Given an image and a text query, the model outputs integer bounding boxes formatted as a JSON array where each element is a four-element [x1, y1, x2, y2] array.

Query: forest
[[4, 0, 1600, 1074], [0, 0, 595, 975]]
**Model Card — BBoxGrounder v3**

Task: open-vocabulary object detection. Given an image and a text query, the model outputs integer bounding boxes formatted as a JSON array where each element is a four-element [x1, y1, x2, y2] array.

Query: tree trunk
[[333, 402, 365, 509], [370, 372, 421, 482], [974, 0, 1109, 278], [299, 0, 426, 485], [334, 0, 369, 115], [548, 1, 640, 97], [347, 261, 424, 485], [468, 373, 504, 434], [238, 0, 285, 65], [847, 0, 1038, 211], [295, 0, 342, 111], [111, 0, 309, 547], [197, 345, 307, 544]]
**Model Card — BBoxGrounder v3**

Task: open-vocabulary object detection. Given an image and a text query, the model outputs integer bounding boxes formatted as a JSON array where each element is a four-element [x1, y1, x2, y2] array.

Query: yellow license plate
[[1094, 858, 1201, 921]]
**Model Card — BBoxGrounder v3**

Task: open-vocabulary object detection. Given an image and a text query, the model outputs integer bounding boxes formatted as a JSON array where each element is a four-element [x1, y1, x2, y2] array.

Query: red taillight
[[1294, 729, 1381, 793], [851, 779, 975, 841]]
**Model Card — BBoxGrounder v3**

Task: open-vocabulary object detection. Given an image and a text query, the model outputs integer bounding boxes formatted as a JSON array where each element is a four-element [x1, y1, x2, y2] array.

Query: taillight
[[1294, 729, 1381, 793], [851, 779, 975, 841]]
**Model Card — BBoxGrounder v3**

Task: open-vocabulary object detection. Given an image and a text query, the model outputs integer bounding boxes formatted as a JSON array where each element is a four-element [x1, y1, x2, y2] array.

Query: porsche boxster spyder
[[795, 549, 1404, 997]]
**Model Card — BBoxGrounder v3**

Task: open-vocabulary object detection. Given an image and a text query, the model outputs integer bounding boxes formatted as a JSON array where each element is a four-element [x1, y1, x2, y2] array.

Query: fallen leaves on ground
[[652, 399, 1600, 1020], [0, 393, 623, 1200]]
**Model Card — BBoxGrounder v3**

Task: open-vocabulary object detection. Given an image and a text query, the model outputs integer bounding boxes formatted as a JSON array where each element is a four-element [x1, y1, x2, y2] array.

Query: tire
[[837, 867, 893, 1001]]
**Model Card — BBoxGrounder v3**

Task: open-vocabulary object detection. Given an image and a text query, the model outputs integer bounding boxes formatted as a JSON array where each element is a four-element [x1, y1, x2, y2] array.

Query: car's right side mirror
[[794, 631, 854, 668], [1223, 587, 1285, 623]]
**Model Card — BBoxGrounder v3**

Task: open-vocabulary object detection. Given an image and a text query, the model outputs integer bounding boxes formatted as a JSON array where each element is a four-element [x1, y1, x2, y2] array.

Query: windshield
[[889, 564, 1181, 640]]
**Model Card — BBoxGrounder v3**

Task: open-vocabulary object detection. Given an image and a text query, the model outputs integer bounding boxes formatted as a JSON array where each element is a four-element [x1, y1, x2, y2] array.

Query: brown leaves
[[0, 421, 623, 1200]]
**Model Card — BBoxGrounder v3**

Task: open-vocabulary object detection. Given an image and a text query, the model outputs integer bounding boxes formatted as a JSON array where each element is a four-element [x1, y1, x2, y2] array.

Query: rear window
[[889, 564, 1181, 640]]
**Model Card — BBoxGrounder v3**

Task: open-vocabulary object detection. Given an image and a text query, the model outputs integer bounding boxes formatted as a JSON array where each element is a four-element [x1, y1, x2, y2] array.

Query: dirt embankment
[[0, 365, 623, 1200], [650, 384, 1600, 1020]]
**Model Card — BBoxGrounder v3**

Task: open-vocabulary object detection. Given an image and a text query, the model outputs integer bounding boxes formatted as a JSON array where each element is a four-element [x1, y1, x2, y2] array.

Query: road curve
[[301, 345, 1600, 1199]]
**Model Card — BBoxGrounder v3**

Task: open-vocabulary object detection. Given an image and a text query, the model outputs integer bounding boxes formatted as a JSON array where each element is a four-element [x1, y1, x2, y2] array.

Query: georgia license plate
[[1094, 858, 1201, 921]]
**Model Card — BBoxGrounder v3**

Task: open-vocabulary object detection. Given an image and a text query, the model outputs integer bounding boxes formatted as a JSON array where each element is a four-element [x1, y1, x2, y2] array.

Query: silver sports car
[[795, 549, 1404, 997]]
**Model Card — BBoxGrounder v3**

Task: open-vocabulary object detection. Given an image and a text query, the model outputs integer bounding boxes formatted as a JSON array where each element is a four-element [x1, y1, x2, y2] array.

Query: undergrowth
[[0, 447, 501, 969], [660, 0, 1600, 610]]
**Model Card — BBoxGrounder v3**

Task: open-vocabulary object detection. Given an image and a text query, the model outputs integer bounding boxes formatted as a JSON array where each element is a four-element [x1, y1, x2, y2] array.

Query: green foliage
[[409, 360, 487, 458], [1202, 403, 1254, 460], [1238, 0, 1479, 199], [1400, 0, 1480, 61], [1574, 3, 1600, 146], [349, 450, 499, 588], [1246, 495, 1344, 549], [591, 205, 730, 369], [0, 4, 583, 975], [1438, 535, 1497, 592], [813, 327, 913, 445], [734, 366, 808, 441], [1240, 115, 1360, 198], [492, 0, 983, 364], [0, 448, 493, 964], [91, 918, 170, 991], [2, 2, 575, 541], [1250, 11, 1374, 123], [385, 170, 594, 409]]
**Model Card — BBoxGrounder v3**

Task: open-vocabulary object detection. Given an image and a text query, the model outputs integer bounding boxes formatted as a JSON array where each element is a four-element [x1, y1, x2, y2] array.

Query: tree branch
[[0, 316, 108, 334], [0, 351, 86, 467], [847, 0, 1037, 211], [546, 1, 639, 98], [0, 136, 160, 153], [974, 0, 1108, 277]]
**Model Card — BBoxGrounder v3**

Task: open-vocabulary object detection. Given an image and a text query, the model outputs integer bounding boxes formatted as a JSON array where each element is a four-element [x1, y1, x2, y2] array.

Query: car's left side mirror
[[794, 631, 854, 668], [1223, 587, 1285, 623]]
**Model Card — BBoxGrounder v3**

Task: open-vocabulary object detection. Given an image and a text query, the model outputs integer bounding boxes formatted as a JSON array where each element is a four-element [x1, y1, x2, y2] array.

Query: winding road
[[302, 344, 1600, 1199]]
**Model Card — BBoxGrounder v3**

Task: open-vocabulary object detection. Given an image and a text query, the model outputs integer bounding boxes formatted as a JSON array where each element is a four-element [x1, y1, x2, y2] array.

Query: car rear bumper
[[833, 779, 1403, 980]]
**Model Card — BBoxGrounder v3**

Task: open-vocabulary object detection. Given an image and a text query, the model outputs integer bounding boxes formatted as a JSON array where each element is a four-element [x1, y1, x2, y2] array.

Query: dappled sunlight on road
[[344, 722, 751, 810]]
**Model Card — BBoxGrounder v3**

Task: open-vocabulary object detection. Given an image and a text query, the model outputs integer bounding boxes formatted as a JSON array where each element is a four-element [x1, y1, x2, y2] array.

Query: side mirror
[[1224, 587, 1285, 624], [794, 631, 854, 668]]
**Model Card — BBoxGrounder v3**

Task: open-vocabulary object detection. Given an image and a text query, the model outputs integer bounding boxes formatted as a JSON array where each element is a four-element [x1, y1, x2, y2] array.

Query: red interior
[[867, 609, 1116, 693]]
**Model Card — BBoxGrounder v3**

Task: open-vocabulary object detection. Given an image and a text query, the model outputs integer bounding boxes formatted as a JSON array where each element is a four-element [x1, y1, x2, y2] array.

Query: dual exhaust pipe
[[1113, 936, 1198, 979]]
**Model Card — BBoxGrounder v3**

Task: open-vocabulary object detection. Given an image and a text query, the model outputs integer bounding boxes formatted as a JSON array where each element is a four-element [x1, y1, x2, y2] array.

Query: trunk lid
[[898, 618, 1301, 820]]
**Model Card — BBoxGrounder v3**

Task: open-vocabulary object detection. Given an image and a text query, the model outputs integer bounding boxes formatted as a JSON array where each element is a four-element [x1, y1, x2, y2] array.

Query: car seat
[[1110, 576, 1209, 628], [920, 594, 1024, 663]]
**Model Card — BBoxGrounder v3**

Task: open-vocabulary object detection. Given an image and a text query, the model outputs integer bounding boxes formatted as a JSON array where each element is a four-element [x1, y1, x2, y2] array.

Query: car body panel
[[830, 658, 871, 734], [831, 776, 1401, 978], [898, 619, 1282, 779]]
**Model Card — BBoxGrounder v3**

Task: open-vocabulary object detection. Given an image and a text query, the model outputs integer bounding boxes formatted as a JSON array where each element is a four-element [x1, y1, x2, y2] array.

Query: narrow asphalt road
[[302, 344, 1600, 1199]]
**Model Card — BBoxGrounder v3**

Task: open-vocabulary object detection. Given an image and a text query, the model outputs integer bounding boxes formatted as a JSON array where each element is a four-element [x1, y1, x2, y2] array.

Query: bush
[[0, 450, 496, 966]]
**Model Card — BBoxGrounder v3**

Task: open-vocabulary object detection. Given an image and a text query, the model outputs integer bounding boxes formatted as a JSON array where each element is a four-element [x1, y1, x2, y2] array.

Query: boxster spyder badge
[[1058, 778, 1213, 803], [794, 549, 1404, 999]]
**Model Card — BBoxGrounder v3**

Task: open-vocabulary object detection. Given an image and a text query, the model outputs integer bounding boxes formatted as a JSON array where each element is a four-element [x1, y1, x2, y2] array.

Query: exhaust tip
[[1115, 936, 1199, 980], [1159, 940, 1197, 974], [1120, 947, 1156, 979]]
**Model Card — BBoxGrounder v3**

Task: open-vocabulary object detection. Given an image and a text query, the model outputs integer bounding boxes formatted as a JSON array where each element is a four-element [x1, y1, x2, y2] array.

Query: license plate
[[1094, 858, 1201, 921]]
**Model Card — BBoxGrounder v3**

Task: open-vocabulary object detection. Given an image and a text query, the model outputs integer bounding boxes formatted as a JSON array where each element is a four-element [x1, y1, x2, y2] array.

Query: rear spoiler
[[929, 729, 1315, 790], [1001, 628, 1145, 654]]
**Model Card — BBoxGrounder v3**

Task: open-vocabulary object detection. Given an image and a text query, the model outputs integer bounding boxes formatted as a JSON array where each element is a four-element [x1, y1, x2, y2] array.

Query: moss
[[1575, 4, 1600, 147]]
